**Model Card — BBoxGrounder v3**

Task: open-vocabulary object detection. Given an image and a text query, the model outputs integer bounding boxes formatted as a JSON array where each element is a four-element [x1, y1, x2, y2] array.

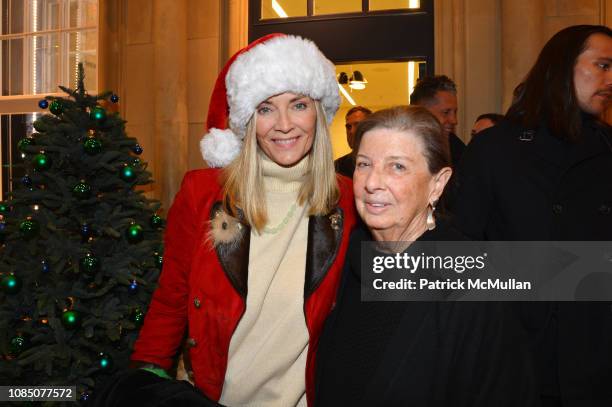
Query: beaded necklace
[[262, 202, 298, 234]]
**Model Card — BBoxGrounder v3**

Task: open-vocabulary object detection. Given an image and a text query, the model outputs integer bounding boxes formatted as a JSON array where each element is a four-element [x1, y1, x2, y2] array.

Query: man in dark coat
[[453, 25, 612, 407], [411, 75, 466, 212], [410, 75, 466, 167], [334, 106, 372, 177]]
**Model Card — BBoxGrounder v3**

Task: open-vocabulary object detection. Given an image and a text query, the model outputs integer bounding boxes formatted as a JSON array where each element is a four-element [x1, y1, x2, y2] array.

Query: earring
[[426, 201, 436, 231]]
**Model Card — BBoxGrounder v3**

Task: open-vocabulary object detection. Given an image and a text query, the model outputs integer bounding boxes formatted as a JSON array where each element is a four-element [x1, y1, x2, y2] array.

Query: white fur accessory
[[225, 35, 340, 137], [200, 34, 340, 168], [199, 128, 242, 169]]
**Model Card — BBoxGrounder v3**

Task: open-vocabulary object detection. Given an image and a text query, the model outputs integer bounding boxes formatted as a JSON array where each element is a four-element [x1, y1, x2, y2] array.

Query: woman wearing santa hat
[[102, 34, 357, 407]]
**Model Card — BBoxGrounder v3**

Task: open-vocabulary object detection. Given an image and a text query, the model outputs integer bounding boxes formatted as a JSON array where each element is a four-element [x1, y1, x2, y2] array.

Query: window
[[314, 0, 361, 16], [369, 0, 420, 11], [0, 0, 98, 200], [259, 0, 421, 19], [261, 0, 307, 19]]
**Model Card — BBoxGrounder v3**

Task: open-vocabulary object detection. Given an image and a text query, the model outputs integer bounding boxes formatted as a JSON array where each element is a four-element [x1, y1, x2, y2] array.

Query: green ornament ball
[[0, 203, 8, 213], [150, 214, 163, 228], [61, 310, 81, 329], [9, 335, 28, 356], [90, 106, 107, 122], [132, 309, 145, 327], [1, 274, 22, 295], [49, 100, 63, 115], [72, 182, 92, 200], [19, 219, 40, 240], [79, 253, 100, 275], [120, 165, 136, 182], [83, 137, 102, 155], [17, 137, 34, 153], [32, 153, 51, 171], [97, 352, 113, 370], [126, 224, 144, 244]]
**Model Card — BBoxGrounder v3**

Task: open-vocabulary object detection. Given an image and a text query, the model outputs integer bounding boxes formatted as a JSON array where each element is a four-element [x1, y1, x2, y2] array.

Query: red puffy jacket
[[131, 169, 356, 406]]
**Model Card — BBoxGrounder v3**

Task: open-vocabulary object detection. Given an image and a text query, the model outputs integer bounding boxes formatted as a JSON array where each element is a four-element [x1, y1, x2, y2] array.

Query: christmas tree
[[0, 64, 164, 403]]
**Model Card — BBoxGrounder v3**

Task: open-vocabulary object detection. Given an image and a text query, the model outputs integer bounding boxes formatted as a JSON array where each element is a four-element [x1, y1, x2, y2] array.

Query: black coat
[[453, 116, 612, 406], [315, 223, 538, 407], [334, 153, 355, 178], [448, 132, 466, 168]]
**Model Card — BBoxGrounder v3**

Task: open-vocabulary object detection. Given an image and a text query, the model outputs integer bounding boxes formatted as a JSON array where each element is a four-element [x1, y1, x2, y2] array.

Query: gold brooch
[[329, 212, 341, 230]]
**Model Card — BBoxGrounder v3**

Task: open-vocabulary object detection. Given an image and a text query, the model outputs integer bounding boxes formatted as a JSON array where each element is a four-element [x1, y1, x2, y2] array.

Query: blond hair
[[222, 100, 339, 232]]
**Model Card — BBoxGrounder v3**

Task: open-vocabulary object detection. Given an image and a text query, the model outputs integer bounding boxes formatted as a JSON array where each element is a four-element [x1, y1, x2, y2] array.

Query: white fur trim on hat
[[225, 35, 340, 137], [200, 128, 242, 168]]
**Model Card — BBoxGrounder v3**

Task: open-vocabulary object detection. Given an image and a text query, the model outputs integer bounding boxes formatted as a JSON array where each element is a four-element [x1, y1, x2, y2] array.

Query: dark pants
[[92, 369, 223, 407]]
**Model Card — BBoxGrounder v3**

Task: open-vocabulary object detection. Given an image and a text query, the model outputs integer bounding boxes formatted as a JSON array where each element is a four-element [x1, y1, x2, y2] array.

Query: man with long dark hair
[[454, 25, 612, 406]]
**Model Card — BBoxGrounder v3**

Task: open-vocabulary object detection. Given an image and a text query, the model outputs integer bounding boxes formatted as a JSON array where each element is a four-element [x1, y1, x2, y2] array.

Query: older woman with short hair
[[315, 106, 537, 406]]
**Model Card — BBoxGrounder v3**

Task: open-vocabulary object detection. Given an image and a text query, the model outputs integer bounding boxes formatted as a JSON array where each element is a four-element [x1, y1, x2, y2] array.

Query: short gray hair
[[410, 75, 457, 106]]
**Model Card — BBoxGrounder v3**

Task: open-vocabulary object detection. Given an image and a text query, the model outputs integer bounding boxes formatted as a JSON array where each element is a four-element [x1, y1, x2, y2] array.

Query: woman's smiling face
[[255, 92, 317, 167], [354, 128, 446, 241]]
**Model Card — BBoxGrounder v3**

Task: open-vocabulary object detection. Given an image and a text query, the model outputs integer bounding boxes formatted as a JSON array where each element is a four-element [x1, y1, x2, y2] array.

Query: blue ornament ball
[[110, 94, 120, 103], [41, 260, 50, 273], [132, 144, 143, 155], [80, 391, 91, 402], [128, 280, 138, 294], [21, 175, 32, 187], [38, 99, 49, 109]]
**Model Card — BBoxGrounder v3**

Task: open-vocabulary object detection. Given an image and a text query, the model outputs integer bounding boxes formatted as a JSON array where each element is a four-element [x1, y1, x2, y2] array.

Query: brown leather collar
[[209, 202, 344, 299]]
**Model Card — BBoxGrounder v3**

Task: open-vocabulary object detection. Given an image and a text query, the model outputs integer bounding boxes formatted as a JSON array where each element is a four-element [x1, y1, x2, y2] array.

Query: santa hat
[[200, 33, 341, 168]]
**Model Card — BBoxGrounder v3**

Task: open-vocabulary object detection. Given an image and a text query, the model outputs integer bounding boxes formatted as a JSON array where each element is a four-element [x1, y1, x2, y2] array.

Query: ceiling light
[[272, 0, 288, 18], [349, 70, 367, 90], [338, 84, 356, 106]]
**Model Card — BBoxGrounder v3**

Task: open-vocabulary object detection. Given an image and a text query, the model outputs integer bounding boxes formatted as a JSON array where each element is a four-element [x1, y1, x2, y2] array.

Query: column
[[152, 0, 189, 209], [500, 0, 545, 111]]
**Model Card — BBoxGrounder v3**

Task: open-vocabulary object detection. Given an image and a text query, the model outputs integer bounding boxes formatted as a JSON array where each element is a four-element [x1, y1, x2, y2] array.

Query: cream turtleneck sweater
[[219, 155, 310, 407]]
